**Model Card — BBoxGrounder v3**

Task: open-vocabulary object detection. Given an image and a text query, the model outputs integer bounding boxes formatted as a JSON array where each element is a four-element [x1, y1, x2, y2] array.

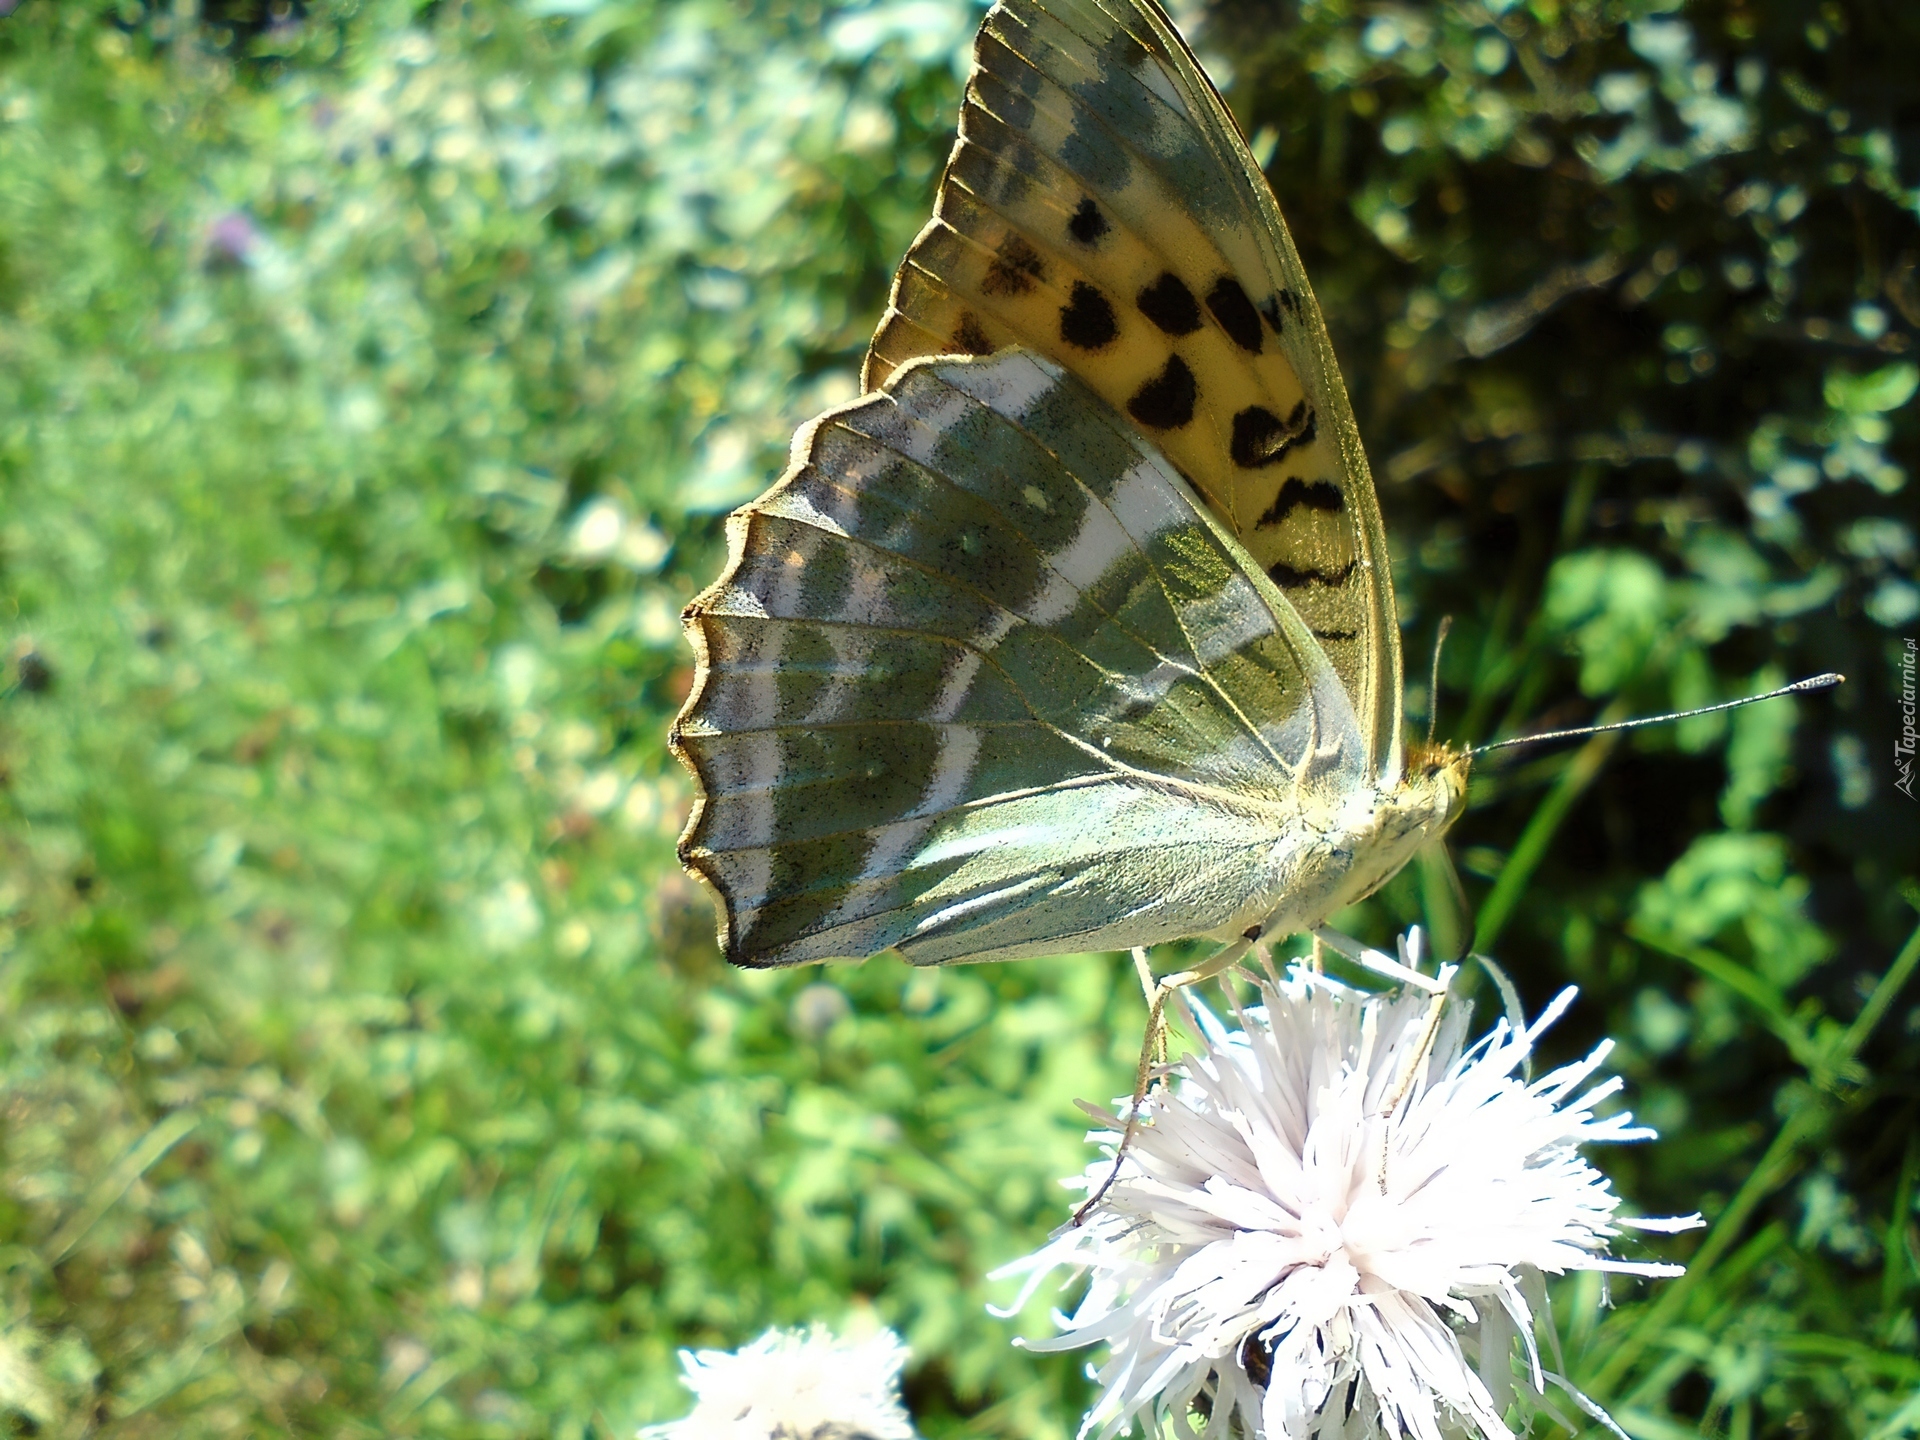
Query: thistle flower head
[[997, 935, 1699, 1440], [644, 1324, 917, 1440]]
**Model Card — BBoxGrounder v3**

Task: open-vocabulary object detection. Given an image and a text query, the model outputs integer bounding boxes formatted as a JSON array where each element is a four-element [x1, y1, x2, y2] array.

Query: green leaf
[[1824, 362, 1919, 416], [1635, 833, 1832, 989], [1543, 549, 1669, 695]]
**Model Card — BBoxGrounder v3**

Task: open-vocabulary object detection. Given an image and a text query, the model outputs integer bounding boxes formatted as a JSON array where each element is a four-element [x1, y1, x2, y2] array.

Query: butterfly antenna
[[1469, 673, 1844, 758], [1426, 616, 1453, 746]]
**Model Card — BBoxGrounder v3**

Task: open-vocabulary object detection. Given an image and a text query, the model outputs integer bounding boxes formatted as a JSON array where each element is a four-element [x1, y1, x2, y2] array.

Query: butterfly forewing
[[865, 0, 1402, 781], [674, 351, 1365, 968]]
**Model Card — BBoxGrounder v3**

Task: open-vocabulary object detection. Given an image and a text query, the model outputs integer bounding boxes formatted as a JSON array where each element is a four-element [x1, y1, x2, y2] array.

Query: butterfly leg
[[1310, 927, 1463, 1192], [1371, 973, 1457, 1194], [1127, 945, 1171, 1071], [1129, 945, 1159, 1009], [1073, 979, 1173, 1226], [1073, 937, 1255, 1226], [1305, 929, 1466, 1190]]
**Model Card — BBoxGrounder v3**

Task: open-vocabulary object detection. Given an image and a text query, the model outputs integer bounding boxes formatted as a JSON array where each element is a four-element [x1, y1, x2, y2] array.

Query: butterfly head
[[1338, 740, 1471, 906], [1256, 740, 1472, 941], [1398, 739, 1472, 844], [1324, 740, 1470, 913]]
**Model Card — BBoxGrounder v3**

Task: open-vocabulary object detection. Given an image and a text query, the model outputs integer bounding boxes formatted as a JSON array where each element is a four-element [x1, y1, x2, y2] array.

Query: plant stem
[[1472, 722, 1622, 953]]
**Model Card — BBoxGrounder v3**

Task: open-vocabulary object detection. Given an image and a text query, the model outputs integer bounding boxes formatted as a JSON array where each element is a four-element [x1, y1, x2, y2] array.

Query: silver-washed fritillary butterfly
[[670, 0, 1470, 969]]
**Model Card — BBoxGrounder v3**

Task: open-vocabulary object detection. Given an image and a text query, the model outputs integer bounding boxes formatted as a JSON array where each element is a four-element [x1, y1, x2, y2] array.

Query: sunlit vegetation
[[0, 0, 1914, 1435]]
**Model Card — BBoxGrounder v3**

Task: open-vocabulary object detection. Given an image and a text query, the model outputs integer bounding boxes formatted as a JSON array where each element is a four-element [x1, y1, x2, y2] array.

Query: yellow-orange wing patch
[[865, 0, 1403, 779]]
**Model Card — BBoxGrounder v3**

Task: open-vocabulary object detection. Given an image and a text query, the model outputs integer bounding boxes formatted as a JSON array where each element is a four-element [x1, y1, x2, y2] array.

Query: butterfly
[[670, 0, 1471, 971]]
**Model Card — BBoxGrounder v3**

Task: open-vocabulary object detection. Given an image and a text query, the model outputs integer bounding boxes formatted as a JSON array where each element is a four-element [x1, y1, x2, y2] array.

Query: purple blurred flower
[[205, 211, 261, 268]]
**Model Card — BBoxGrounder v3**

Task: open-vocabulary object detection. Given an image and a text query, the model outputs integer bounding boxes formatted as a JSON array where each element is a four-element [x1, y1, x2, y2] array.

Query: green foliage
[[0, 1, 1914, 1438], [1213, 0, 1920, 1432]]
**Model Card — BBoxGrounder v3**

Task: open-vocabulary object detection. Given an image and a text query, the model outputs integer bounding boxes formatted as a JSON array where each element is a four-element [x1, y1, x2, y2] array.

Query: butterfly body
[[671, 0, 1468, 970], [1250, 745, 1469, 945]]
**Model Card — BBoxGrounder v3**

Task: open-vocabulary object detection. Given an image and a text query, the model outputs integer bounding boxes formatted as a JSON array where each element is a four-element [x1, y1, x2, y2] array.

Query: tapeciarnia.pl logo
[[1899, 637, 1917, 801]]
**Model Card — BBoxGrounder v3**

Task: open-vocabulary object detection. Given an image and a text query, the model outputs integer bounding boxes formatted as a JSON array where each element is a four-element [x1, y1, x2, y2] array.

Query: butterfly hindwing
[[674, 351, 1366, 967], [866, 0, 1403, 781]]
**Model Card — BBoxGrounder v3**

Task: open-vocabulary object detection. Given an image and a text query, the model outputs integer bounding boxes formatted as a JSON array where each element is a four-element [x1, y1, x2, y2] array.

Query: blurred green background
[[0, 0, 1915, 1435]]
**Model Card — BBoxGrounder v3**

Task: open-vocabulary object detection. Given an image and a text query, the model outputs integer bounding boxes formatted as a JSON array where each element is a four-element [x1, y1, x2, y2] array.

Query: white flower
[[996, 932, 1701, 1440], [643, 1324, 917, 1440]]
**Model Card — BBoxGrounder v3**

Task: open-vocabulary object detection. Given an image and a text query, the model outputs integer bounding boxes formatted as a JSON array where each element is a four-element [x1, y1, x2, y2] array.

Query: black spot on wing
[[951, 312, 993, 355], [1310, 626, 1360, 641], [1230, 402, 1317, 469], [981, 234, 1046, 297], [1259, 294, 1285, 335], [1269, 559, 1357, 589], [1059, 281, 1118, 350], [1127, 355, 1197, 429], [1255, 477, 1345, 528], [1067, 196, 1109, 246], [1136, 272, 1202, 336], [1206, 276, 1263, 354]]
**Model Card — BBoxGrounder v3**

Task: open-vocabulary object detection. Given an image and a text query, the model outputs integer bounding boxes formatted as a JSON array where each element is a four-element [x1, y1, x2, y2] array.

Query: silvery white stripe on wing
[[831, 539, 895, 629], [916, 609, 1016, 751], [1091, 657, 1196, 745], [800, 628, 881, 726], [960, 609, 1020, 664], [722, 731, 781, 902], [767, 480, 851, 538], [796, 384, 1129, 649], [807, 612, 1013, 932], [941, 349, 1065, 423], [815, 724, 987, 935], [1126, 657, 1197, 703], [913, 727, 986, 822], [784, 441, 1111, 673], [929, 647, 988, 722], [1104, 456, 1192, 543], [1183, 570, 1277, 667], [1020, 492, 1135, 625], [753, 529, 817, 621], [911, 870, 1057, 942], [893, 377, 975, 441]]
